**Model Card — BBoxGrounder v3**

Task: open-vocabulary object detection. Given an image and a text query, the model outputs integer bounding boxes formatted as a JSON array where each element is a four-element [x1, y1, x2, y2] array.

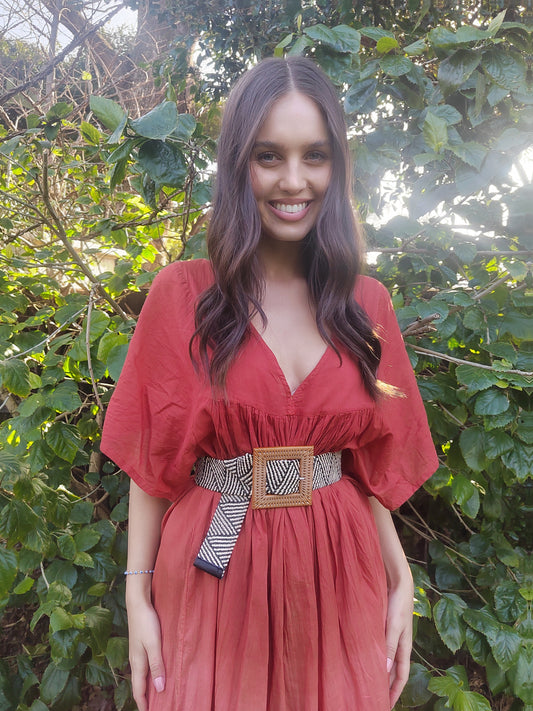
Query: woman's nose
[[279, 160, 307, 192]]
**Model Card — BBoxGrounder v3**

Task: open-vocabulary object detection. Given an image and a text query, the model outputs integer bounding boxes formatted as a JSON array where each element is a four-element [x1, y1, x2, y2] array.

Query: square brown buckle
[[251, 446, 314, 509]]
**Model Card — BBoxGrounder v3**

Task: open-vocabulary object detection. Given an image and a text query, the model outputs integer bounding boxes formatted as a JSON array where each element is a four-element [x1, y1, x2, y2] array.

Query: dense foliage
[[0, 5, 531, 710]]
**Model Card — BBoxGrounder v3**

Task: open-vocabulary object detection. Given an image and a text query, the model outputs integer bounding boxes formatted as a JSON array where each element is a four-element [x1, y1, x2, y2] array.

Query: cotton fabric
[[101, 258, 438, 711]]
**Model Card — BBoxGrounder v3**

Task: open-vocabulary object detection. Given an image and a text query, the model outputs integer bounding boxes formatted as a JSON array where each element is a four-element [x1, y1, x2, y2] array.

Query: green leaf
[[400, 663, 433, 706], [489, 626, 522, 671], [454, 691, 492, 711], [110, 158, 128, 191], [28, 439, 55, 473], [173, 113, 197, 141], [70, 501, 93, 524], [459, 427, 488, 472], [433, 594, 467, 652], [105, 637, 129, 668], [57, 534, 76, 560], [40, 662, 69, 704], [131, 101, 179, 140], [45, 423, 82, 463], [90, 96, 127, 131], [138, 140, 187, 188], [73, 551, 94, 568], [85, 606, 113, 653], [0, 499, 42, 547], [330, 25, 361, 54], [379, 55, 412, 76], [428, 673, 462, 702], [105, 342, 130, 381], [482, 49, 527, 91], [74, 527, 101, 552], [45, 380, 82, 412], [50, 607, 75, 633], [452, 475, 480, 518], [423, 111, 448, 153], [376, 37, 399, 54], [494, 581, 528, 623], [344, 79, 378, 114], [0, 546, 17, 598], [474, 389, 509, 416], [438, 49, 481, 96], [485, 430, 514, 458], [46, 102, 72, 119], [464, 608, 521, 671], [449, 142, 487, 170], [502, 443, 532, 482], [13, 576, 34, 594], [0, 358, 31, 397], [455, 365, 498, 392], [80, 121, 101, 145], [403, 39, 426, 55], [360, 27, 395, 41], [304, 24, 338, 48]]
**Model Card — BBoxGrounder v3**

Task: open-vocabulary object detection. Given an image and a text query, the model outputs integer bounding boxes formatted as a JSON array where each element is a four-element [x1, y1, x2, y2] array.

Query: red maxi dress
[[101, 258, 438, 711]]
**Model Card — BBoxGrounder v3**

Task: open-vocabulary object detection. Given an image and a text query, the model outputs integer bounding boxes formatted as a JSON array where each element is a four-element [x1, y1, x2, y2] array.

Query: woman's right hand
[[127, 599, 166, 711]]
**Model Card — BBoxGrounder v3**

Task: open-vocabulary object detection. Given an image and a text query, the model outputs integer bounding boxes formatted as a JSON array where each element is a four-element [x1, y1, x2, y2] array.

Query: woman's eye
[[257, 152, 278, 164], [307, 151, 327, 162]]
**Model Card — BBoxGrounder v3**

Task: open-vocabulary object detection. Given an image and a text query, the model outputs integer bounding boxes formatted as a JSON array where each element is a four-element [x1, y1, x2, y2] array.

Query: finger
[[388, 638, 411, 708], [146, 640, 166, 693], [130, 652, 148, 711]]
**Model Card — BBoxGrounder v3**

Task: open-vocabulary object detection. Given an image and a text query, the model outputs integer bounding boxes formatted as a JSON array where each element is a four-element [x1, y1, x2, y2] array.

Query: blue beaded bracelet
[[123, 569, 155, 575]]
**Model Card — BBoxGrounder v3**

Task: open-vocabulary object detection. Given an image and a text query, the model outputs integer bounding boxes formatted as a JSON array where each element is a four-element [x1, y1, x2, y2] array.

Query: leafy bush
[[0, 10, 531, 711]]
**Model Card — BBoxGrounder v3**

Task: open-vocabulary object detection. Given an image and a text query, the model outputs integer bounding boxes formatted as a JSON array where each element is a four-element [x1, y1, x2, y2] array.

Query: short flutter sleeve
[[344, 277, 439, 510], [100, 262, 201, 501]]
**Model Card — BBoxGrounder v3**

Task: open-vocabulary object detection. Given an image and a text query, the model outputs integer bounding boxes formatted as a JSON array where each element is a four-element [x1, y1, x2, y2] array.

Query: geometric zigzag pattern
[[193, 451, 342, 579]]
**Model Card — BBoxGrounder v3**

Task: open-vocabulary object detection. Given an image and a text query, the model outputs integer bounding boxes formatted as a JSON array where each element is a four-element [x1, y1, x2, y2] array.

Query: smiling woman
[[100, 56, 438, 711]]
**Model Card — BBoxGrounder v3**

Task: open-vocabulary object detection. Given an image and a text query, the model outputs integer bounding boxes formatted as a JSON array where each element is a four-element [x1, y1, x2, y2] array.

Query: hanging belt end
[[193, 556, 225, 579]]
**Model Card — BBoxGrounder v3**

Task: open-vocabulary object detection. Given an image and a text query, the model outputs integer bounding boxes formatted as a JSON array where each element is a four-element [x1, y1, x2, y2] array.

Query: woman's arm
[[369, 496, 414, 710], [126, 480, 171, 711]]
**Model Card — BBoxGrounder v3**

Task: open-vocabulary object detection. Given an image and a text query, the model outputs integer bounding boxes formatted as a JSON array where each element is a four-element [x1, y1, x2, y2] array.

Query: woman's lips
[[268, 201, 311, 221]]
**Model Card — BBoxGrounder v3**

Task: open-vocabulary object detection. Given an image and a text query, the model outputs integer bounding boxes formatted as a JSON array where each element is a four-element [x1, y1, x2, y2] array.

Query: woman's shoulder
[[354, 274, 392, 318], [153, 258, 214, 297]]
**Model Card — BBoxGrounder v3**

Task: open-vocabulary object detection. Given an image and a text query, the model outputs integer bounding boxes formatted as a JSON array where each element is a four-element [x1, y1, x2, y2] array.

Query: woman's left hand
[[385, 574, 414, 709]]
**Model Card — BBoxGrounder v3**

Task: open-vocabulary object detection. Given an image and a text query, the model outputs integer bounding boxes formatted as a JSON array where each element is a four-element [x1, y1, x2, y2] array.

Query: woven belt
[[193, 446, 342, 579]]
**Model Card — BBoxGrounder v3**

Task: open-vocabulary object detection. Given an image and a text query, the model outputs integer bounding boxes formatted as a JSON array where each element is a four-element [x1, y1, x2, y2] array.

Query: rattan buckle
[[251, 446, 314, 509]]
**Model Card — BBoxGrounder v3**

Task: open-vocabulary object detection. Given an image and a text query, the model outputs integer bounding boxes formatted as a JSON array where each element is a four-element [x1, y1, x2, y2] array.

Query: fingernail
[[154, 676, 165, 693], [386, 658, 393, 673]]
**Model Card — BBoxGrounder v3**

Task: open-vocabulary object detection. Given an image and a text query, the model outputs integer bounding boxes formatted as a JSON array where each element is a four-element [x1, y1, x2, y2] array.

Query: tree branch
[[40, 151, 130, 321], [0, 5, 122, 106]]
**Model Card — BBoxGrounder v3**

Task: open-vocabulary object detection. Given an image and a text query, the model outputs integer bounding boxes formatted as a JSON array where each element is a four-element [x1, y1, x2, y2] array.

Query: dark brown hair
[[192, 56, 382, 397]]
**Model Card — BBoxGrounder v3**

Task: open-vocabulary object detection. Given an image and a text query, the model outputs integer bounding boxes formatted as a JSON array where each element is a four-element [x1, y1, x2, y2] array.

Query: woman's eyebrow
[[253, 140, 331, 149]]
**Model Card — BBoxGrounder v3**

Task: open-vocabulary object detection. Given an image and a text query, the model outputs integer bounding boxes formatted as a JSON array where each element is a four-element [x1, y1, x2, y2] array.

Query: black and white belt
[[193, 446, 342, 579]]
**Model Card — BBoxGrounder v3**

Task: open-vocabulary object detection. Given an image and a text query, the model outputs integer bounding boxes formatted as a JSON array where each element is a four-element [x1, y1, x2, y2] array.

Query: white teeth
[[273, 202, 308, 214]]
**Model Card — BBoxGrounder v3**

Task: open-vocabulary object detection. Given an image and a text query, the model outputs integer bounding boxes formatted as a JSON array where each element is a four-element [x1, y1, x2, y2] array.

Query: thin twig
[[5, 306, 87, 361], [85, 287, 104, 415], [472, 273, 511, 301], [410, 345, 533, 377]]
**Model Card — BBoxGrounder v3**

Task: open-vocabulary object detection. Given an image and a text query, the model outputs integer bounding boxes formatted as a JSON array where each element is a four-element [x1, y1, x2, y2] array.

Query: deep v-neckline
[[250, 322, 330, 397]]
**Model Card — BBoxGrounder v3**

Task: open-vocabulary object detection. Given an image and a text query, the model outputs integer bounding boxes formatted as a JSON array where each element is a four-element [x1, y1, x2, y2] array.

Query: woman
[[101, 56, 438, 711]]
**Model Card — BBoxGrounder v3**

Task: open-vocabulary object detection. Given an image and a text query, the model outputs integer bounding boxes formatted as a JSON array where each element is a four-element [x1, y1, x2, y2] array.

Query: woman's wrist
[[386, 555, 413, 588], [125, 573, 154, 606]]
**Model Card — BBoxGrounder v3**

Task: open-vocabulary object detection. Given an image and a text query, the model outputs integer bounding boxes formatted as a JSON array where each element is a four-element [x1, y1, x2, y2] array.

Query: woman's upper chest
[[250, 277, 327, 396]]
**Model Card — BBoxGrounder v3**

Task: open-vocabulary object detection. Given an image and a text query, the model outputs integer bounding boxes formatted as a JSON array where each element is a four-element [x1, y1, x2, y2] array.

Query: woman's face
[[250, 91, 332, 245]]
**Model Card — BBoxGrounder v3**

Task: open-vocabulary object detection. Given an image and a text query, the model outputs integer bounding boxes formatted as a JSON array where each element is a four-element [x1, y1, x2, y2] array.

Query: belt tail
[[193, 495, 250, 579]]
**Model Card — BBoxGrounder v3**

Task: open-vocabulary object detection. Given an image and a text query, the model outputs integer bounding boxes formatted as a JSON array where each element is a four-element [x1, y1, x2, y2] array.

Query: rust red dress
[[100, 259, 438, 711]]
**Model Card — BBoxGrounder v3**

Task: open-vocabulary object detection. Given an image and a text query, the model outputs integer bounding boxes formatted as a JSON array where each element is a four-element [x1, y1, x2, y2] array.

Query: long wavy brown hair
[[192, 56, 382, 397]]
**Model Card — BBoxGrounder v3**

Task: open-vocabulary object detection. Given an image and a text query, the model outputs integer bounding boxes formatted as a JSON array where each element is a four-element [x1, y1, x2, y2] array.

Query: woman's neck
[[257, 237, 306, 282]]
